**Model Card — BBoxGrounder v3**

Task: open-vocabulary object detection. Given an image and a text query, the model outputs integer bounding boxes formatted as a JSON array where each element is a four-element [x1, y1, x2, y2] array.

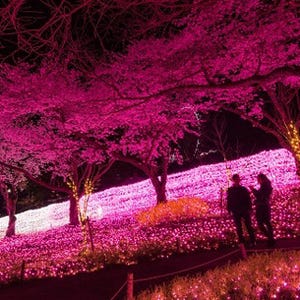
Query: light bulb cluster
[[286, 121, 300, 161], [67, 177, 94, 254], [84, 179, 94, 196]]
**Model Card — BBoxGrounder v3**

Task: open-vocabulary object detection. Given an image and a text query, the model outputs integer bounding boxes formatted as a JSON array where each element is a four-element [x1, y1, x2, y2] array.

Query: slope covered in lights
[[0, 148, 298, 237], [0, 148, 299, 284]]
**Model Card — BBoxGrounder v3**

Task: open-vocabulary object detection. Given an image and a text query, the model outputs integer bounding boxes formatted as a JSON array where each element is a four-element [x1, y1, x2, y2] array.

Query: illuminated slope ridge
[[0, 148, 298, 237]]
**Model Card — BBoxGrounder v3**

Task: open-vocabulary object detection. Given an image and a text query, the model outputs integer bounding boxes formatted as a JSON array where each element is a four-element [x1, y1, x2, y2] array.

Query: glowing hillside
[[0, 148, 299, 284], [0, 148, 298, 237]]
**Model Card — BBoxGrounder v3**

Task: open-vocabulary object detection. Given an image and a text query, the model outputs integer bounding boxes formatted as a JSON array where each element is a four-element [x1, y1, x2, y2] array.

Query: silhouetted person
[[227, 174, 256, 246], [250, 173, 275, 247]]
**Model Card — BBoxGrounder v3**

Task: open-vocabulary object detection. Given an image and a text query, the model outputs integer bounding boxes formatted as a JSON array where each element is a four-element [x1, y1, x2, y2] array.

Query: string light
[[286, 121, 300, 161], [67, 177, 94, 254]]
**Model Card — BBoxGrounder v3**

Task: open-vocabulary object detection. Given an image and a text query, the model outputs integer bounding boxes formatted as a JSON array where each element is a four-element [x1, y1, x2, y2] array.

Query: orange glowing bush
[[136, 196, 209, 226]]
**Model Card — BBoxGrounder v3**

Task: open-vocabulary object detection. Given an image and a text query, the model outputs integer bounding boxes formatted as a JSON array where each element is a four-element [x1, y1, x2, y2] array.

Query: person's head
[[231, 174, 241, 186], [257, 173, 269, 185]]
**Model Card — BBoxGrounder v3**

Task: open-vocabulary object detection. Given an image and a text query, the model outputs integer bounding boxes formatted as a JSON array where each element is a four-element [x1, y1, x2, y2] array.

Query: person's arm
[[250, 187, 259, 198]]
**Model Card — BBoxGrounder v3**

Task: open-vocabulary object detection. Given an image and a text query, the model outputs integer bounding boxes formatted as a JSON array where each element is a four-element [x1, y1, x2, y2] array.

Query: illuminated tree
[[0, 0, 299, 226], [225, 84, 300, 174], [112, 101, 199, 204], [0, 63, 116, 226], [106, 0, 300, 173], [0, 57, 201, 208]]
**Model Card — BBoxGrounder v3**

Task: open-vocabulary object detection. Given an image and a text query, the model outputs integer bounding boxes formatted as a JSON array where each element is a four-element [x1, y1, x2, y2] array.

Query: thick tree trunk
[[69, 195, 80, 225], [114, 153, 169, 205], [150, 156, 168, 205], [150, 176, 167, 204]]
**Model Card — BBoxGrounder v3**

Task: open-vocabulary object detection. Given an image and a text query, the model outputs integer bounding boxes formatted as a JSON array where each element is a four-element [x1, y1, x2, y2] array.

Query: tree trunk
[[6, 210, 17, 237], [150, 176, 167, 204], [0, 184, 17, 237], [69, 195, 80, 225], [150, 156, 168, 205], [114, 153, 169, 205]]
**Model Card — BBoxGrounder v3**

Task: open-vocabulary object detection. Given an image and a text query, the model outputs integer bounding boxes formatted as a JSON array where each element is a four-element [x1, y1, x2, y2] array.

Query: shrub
[[136, 196, 209, 226]]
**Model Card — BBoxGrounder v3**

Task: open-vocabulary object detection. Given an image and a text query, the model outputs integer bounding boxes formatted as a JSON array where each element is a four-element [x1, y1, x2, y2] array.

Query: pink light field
[[0, 148, 299, 284], [0, 148, 298, 237]]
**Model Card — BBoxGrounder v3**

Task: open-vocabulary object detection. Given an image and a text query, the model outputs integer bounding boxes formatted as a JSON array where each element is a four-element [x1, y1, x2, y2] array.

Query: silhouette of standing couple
[[227, 173, 275, 248]]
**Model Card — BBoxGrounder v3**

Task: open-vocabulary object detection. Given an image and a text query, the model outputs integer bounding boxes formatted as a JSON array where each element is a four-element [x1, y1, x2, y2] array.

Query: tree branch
[[0, 161, 69, 194]]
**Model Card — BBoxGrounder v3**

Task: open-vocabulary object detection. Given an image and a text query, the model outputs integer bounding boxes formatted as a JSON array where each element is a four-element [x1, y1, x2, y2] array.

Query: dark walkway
[[0, 237, 299, 300]]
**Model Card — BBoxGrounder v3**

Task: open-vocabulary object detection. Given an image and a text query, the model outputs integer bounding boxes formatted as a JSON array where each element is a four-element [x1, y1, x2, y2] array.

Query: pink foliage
[[0, 0, 299, 206]]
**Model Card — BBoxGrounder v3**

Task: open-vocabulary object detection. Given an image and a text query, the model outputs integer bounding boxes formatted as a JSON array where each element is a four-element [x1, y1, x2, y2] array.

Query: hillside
[[0, 148, 298, 237], [0, 148, 299, 284]]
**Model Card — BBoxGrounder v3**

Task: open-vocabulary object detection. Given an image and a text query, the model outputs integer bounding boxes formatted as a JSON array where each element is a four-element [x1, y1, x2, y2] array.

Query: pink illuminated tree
[[0, 58, 201, 208], [0, 63, 116, 226], [75, 62, 202, 204], [105, 0, 300, 173], [112, 102, 199, 204], [224, 84, 300, 174], [0, 0, 299, 229], [0, 128, 114, 227]]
